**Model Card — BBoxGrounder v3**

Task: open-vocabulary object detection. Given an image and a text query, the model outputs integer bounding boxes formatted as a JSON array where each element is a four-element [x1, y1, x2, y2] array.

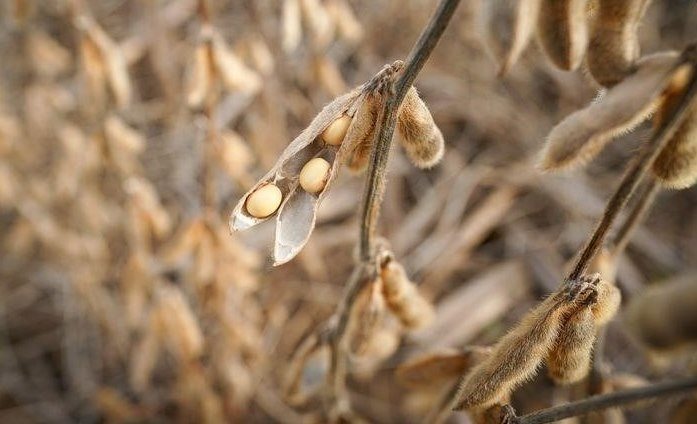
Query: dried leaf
[[539, 52, 679, 171], [396, 347, 491, 388], [483, 0, 541, 75]]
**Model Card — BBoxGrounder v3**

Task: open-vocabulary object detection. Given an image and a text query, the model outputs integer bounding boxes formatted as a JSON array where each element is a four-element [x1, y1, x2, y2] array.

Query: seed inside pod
[[299, 157, 330, 194], [245, 183, 282, 218], [320, 115, 351, 146]]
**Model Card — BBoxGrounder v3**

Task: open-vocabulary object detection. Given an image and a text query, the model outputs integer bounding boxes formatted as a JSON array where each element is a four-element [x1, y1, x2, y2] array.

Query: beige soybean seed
[[299, 158, 331, 194], [245, 184, 282, 218], [321, 114, 351, 146]]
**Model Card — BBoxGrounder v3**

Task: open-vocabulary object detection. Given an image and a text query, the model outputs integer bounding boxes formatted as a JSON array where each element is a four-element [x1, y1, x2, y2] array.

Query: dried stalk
[[610, 177, 659, 257], [567, 44, 697, 282], [510, 376, 697, 424], [327, 0, 462, 417]]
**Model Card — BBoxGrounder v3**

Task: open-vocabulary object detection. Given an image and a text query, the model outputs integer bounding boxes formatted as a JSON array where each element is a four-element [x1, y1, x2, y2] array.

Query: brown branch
[[567, 44, 697, 282], [358, 0, 461, 261], [326, 0, 461, 417], [511, 376, 697, 424], [610, 178, 659, 257]]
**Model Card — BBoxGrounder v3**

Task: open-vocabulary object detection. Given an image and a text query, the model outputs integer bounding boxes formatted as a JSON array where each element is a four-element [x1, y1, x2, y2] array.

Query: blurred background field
[[0, 0, 696, 422]]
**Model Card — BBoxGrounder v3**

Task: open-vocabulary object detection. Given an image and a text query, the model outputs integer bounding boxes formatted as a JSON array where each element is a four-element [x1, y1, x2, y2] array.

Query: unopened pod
[[546, 275, 621, 385], [586, 0, 653, 87], [536, 0, 590, 71], [651, 64, 697, 189], [455, 275, 604, 411], [626, 276, 697, 351]]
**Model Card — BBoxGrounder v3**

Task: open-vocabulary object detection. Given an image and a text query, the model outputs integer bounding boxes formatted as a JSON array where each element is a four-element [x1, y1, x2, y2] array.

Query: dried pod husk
[[155, 286, 204, 362], [299, 0, 335, 49], [455, 277, 601, 411], [27, 30, 71, 78], [539, 51, 679, 171], [587, 0, 652, 87], [326, 0, 364, 45], [482, 0, 542, 75], [186, 41, 213, 110], [396, 86, 445, 169], [76, 15, 132, 108], [231, 87, 368, 265], [652, 65, 697, 189], [380, 259, 435, 329], [396, 346, 491, 388], [210, 29, 262, 95], [130, 308, 162, 393], [536, 0, 590, 71], [626, 275, 697, 351], [282, 0, 302, 53]]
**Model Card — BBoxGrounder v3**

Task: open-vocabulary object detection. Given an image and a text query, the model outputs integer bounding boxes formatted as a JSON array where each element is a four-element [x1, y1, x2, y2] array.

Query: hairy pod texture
[[587, 0, 652, 87], [380, 259, 434, 329], [345, 92, 380, 172], [396, 87, 445, 169], [349, 278, 386, 356], [547, 275, 620, 384], [546, 307, 597, 384], [539, 52, 678, 171], [652, 64, 697, 189], [455, 277, 600, 410], [537, 0, 590, 71]]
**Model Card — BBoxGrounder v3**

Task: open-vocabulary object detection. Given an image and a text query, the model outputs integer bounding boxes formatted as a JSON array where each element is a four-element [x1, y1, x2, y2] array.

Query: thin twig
[[512, 376, 697, 424], [610, 178, 659, 257], [567, 45, 697, 281], [358, 0, 461, 261], [328, 0, 461, 417]]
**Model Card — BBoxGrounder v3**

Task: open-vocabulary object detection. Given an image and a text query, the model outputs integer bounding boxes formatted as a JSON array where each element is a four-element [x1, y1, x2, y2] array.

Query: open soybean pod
[[482, 0, 541, 76], [230, 83, 384, 265], [536, 0, 590, 71], [539, 51, 679, 171], [587, 0, 653, 87]]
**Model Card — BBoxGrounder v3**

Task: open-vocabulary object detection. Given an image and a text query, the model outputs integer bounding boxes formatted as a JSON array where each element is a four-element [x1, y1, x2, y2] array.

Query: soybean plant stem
[[567, 44, 697, 282], [512, 376, 697, 424], [358, 0, 461, 261], [610, 178, 659, 257], [329, 0, 461, 417]]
